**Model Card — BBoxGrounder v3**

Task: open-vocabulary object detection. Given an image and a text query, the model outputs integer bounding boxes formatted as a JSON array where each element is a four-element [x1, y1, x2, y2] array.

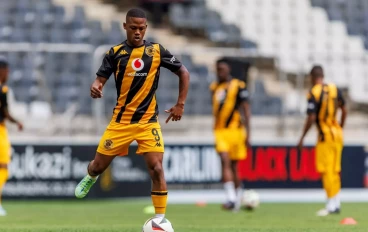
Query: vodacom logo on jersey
[[132, 58, 144, 71], [128, 58, 147, 77]]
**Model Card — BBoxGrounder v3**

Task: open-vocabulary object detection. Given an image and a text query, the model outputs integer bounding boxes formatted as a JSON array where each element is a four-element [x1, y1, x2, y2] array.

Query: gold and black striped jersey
[[210, 78, 249, 130], [307, 83, 345, 142], [0, 84, 8, 123], [97, 40, 182, 124]]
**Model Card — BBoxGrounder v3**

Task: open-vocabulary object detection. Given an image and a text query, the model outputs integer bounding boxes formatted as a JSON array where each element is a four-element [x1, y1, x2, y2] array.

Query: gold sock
[[0, 169, 9, 205], [330, 172, 341, 197], [322, 172, 336, 198], [151, 191, 168, 215]]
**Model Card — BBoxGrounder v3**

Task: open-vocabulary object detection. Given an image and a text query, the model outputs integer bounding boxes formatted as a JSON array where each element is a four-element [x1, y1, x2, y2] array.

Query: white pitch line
[[167, 189, 368, 204]]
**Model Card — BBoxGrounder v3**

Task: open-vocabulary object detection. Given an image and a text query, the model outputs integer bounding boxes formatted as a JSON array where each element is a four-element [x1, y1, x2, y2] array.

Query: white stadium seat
[[329, 22, 347, 38], [347, 37, 365, 56], [330, 59, 348, 87]]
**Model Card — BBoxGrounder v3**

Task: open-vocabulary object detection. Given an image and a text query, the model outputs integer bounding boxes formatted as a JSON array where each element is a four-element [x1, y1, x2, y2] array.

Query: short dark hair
[[0, 55, 8, 68], [216, 58, 229, 66], [126, 8, 146, 20], [310, 65, 324, 78]]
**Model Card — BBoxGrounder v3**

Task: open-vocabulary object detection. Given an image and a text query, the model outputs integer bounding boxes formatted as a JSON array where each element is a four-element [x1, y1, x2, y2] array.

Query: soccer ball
[[241, 189, 260, 210], [142, 217, 174, 232]]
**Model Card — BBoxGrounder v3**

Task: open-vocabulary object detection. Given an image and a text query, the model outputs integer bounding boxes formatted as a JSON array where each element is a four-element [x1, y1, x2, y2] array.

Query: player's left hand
[[165, 103, 184, 123], [297, 139, 303, 152]]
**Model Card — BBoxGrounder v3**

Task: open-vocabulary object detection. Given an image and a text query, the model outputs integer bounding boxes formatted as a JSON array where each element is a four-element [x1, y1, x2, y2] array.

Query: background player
[[210, 59, 251, 211], [74, 8, 190, 219], [0, 56, 23, 216], [297, 65, 347, 217]]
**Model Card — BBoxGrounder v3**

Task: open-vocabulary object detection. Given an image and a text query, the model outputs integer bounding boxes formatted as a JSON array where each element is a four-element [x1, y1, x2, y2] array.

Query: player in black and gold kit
[[298, 66, 347, 216], [75, 9, 190, 219], [0, 56, 23, 216], [210, 59, 251, 211]]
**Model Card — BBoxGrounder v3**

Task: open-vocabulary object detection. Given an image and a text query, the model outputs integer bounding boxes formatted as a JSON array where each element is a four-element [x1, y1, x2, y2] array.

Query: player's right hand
[[90, 82, 103, 98], [165, 103, 184, 123], [17, 122, 23, 131]]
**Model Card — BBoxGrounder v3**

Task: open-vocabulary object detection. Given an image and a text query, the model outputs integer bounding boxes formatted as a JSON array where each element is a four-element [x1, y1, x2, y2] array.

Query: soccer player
[[0, 56, 23, 216], [74, 8, 190, 219], [297, 65, 347, 217], [210, 59, 251, 211]]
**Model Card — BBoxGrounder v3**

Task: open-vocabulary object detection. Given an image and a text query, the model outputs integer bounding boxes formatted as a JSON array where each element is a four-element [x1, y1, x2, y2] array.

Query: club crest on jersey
[[104, 139, 114, 150], [131, 58, 144, 71], [145, 46, 155, 57], [216, 90, 226, 102], [2, 86, 8, 93]]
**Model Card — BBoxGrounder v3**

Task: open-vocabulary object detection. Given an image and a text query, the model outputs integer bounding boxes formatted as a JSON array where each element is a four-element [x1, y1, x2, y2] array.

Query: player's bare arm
[[339, 103, 347, 129], [297, 113, 316, 151], [241, 101, 251, 147], [90, 76, 107, 99], [336, 88, 347, 128], [165, 65, 190, 123], [3, 107, 23, 131]]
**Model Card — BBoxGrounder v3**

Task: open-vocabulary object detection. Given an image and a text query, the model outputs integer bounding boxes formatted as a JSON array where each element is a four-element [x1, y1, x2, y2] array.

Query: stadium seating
[[2, 0, 331, 118], [0, 0, 218, 116], [205, 0, 368, 104], [251, 80, 282, 115], [168, 2, 257, 48]]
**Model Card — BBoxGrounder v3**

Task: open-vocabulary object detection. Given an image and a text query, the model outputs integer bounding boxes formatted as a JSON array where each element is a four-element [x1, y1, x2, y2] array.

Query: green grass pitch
[[0, 200, 367, 232]]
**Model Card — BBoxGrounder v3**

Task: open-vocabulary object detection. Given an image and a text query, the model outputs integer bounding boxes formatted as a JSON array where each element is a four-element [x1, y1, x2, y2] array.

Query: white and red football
[[142, 217, 174, 232]]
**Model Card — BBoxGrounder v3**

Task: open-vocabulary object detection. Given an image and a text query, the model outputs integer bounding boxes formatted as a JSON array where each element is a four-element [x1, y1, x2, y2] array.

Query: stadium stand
[[205, 0, 368, 104], [1, 0, 366, 140], [168, 1, 257, 48], [311, 0, 368, 47], [0, 0, 283, 120], [0, 0, 219, 118], [0, 0, 124, 115]]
